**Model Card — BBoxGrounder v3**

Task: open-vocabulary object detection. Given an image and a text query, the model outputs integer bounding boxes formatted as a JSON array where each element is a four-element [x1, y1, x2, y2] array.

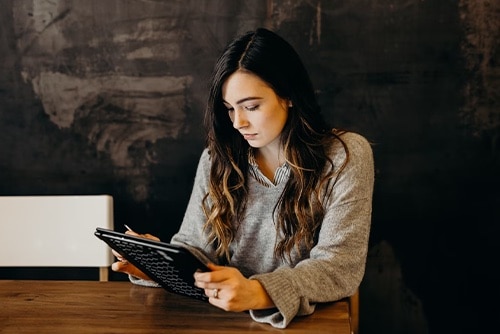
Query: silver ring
[[213, 288, 219, 299]]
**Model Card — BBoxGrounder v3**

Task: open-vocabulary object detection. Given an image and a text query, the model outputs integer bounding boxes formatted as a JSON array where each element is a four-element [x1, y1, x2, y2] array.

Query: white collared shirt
[[248, 149, 290, 187]]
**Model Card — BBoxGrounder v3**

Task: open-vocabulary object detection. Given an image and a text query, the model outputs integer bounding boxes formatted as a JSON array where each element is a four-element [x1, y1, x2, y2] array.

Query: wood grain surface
[[0, 280, 351, 334]]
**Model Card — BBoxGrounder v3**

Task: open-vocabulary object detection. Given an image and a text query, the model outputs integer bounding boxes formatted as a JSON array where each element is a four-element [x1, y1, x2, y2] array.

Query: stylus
[[124, 224, 135, 232]]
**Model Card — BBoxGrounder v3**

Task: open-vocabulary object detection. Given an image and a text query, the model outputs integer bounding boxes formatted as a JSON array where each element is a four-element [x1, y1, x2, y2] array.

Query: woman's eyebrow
[[223, 97, 263, 105]]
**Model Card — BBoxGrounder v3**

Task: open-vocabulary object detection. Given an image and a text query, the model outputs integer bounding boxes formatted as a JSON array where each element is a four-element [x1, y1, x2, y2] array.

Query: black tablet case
[[94, 227, 209, 301]]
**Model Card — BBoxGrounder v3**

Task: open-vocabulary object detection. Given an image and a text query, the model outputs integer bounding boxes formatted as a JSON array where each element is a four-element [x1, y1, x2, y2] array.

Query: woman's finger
[[111, 260, 152, 281]]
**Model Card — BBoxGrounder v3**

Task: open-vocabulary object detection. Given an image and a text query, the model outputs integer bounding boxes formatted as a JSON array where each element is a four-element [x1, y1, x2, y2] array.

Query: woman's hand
[[110, 229, 160, 281], [194, 263, 274, 312]]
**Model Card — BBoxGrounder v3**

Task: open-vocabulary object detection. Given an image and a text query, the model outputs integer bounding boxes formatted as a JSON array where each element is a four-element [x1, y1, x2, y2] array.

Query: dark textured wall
[[1, 1, 498, 333]]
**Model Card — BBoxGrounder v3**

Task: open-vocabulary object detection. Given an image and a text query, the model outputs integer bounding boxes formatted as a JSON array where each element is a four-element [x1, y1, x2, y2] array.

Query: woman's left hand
[[194, 263, 274, 312], [110, 230, 160, 281]]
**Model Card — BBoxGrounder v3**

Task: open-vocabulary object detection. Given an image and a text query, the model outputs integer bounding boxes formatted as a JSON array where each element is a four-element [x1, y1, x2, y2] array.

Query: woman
[[113, 27, 374, 329]]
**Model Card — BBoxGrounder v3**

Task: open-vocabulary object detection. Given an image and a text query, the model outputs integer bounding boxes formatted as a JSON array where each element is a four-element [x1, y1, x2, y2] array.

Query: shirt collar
[[247, 149, 290, 187]]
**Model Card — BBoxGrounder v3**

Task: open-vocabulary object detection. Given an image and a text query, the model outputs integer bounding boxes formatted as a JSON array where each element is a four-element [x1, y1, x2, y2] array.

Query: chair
[[0, 195, 114, 281], [349, 289, 360, 334]]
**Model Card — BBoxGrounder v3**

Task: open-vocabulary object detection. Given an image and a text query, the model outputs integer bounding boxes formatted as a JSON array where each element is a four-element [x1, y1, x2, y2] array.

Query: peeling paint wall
[[1, 1, 498, 333], [459, 0, 500, 144]]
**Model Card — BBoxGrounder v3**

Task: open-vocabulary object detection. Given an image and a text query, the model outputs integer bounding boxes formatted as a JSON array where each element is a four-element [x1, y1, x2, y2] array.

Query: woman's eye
[[245, 105, 259, 111]]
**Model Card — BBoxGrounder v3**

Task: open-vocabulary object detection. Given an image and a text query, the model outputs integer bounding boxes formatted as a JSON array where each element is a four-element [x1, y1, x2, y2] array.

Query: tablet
[[94, 227, 209, 301]]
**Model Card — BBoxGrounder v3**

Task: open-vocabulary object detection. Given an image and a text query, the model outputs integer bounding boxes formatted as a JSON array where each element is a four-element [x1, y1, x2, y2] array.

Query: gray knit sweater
[[131, 131, 374, 328]]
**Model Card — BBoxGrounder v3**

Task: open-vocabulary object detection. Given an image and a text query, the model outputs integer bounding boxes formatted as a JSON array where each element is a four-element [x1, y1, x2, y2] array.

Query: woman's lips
[[242, 133, 257, 140]]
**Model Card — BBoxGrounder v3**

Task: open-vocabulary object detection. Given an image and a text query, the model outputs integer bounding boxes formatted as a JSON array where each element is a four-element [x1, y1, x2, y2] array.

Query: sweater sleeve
[[249, 132, 375, 328], [128, 148, 214, 288], [169, 148, 219, 263]]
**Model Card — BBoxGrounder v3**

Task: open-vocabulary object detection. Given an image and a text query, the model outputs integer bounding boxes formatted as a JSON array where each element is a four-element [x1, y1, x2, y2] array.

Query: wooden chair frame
[[349, 289, 359, 334]]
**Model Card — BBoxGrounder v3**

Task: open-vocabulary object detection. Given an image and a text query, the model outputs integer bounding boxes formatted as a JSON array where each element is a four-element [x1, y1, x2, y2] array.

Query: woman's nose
[[232, 109, 248, 129]]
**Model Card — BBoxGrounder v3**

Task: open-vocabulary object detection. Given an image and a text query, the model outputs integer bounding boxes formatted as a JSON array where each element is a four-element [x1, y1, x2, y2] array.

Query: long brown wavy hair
[[203, 28, 348, 263]]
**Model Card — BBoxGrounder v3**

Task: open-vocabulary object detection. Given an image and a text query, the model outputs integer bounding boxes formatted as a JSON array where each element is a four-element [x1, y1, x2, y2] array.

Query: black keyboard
[[96, 230, 208, 301]]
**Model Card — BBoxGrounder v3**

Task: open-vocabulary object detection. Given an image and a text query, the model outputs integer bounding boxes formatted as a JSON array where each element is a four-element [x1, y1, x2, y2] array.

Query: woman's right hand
[[110, 229, 160, 281]]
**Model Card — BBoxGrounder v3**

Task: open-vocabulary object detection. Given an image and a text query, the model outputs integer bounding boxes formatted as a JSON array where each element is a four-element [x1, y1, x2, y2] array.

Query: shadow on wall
[[363, 241, 428, 334]]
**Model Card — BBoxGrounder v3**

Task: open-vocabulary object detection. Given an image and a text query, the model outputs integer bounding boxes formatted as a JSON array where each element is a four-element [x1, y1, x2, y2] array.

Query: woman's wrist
[[249, 279, 275, 310]]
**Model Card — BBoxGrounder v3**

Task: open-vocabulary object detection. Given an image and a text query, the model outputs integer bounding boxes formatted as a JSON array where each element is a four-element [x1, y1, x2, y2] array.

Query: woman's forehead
[[222, 71, 274, 103]]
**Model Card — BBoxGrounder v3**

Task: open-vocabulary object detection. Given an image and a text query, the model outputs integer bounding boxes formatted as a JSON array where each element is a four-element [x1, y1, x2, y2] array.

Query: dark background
[[1, 1, 498, 333]]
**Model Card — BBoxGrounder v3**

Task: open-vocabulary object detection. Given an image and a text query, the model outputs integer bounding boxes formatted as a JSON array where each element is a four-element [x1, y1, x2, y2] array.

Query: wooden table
[[0, 280, 351, 333]]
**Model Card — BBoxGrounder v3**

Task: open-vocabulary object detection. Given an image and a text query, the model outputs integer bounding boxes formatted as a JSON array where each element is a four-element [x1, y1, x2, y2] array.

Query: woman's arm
[[249, 132, 375, 328]]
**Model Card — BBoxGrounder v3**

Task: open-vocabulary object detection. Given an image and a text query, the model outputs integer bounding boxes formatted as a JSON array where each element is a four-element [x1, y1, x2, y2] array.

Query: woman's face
[[222, 70, 289, 150]]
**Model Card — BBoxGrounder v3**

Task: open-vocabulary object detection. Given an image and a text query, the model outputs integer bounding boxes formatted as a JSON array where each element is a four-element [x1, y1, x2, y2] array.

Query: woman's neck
[[254, 147, 285, 181]]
